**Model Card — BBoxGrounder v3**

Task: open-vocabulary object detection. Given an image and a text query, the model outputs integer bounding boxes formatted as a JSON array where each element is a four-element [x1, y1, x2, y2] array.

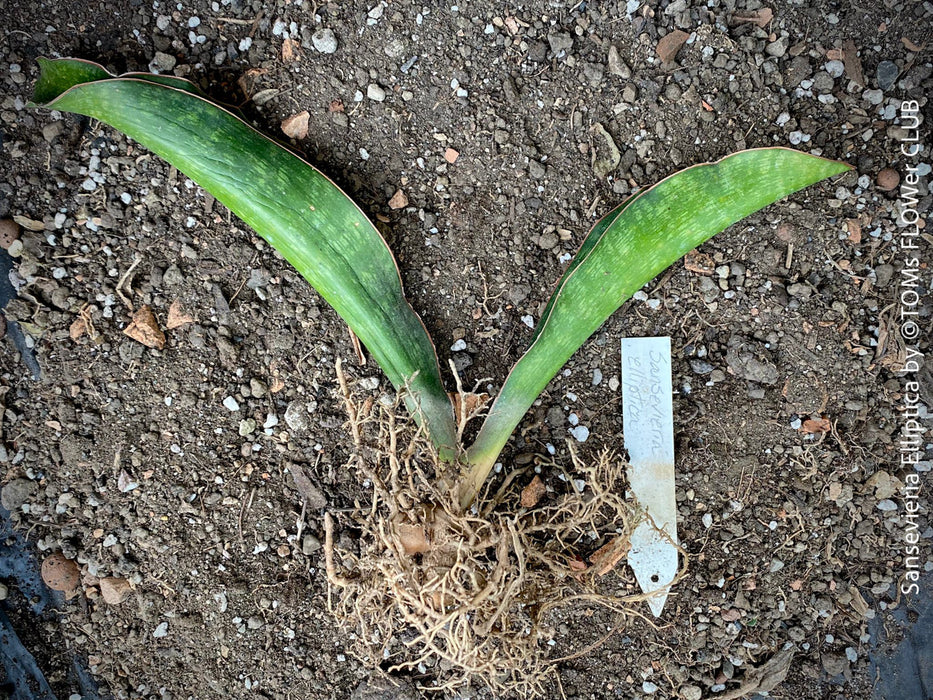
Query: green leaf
[[32, 58, 457, 455], [461, 148, 850, 506]]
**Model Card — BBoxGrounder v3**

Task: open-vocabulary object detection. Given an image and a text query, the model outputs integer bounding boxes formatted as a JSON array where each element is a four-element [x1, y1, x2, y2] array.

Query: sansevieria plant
[[31, 58, 851, 510]]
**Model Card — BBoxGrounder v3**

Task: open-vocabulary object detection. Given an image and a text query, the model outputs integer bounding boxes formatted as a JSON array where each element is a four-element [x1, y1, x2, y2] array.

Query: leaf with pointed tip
[[31, 57, 457, 454], [461, 148, 850, 506]]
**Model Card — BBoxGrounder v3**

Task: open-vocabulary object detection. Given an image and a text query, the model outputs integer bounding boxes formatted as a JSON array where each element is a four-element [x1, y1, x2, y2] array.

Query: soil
[[1, 0, 931, 699]]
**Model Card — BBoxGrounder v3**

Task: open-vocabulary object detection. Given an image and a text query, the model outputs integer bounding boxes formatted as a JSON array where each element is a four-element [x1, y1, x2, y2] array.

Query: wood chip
[[281, 111, 310, 140], [589, 535, 631, 576], [520, 475, 546, 508], [100, 577, 133, 605], [69, 317, 87, 341], [902, 37, 926, 53], [656, 29, 689, 64], [388, 189, 409, 209], [732, 7, 773, 27], [123, 306, 165, 349], [845, 219, 862, 244], [848, 585, 870, 616], [684, 250, 716, 275], [166, 299, 195, 329], [328, 99, 345, 113], [721, 608, 742, 622], [591, 123, 620, 179], [568, 555, 588, 572], [444, 148, 460, 163], [286, 462, 327, 509], [800, 417, 831, 434], [281, 37, 300, 62], [842, 40, 865, 88], [12, 215, 44, 232]]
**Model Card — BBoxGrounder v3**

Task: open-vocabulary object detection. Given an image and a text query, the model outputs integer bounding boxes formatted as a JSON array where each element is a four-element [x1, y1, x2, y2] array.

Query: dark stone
[[876, 60, 899, 91]]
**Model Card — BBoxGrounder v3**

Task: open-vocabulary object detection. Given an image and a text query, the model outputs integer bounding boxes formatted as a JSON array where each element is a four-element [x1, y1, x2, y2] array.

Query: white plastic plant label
[[621, 337, 679, 617]]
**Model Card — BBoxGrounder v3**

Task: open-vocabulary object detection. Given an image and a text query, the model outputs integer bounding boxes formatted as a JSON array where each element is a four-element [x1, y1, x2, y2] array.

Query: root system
[[324, 362, 686, 695]]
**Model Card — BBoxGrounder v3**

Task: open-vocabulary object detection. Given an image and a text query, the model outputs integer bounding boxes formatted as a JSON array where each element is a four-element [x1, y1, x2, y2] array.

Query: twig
[[214, 16, 254, 25], [116, 255, 142, 311]]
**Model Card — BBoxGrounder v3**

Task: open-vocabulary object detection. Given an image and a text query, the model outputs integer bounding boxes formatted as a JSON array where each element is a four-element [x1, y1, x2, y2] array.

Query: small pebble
[[153, 622, 169, 638], [0, 220, 21, 250], [7, 239, 24, 257], [765, 37, 788, 58], [876, 168, 899, 191], [151, 51, 176, 71], [876, 60, 899, 91], [359, 377, 380, 391], [863, 89, 884, 105], [547, 32, 573, 55], [824, 60, 845, 78], [302, 535, 321, 555], [222, 396, 240, 412], [681, 686, 702, 700], [284, 401, 310, 432], [1, 478, 36, 510], [312, 28, 338, 54], [367, 84, 386, 102], [570, 425, 589, 442]]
